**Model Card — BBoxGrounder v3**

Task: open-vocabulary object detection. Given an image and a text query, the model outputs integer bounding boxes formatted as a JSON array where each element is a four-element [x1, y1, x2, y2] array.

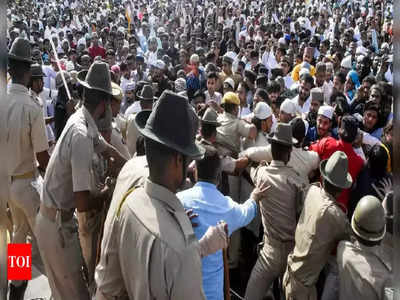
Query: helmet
[[351, 195, 386, 242]]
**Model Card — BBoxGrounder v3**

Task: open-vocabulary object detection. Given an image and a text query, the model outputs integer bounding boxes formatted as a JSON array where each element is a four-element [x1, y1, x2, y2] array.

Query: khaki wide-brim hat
[[201, 108, 221, 127], [135, 90, 205, 160], [8, 37, 33, 64], [78, 61, 119, 96], [320, 151, 353, 189], [136, 84, 157, 101], [268, 123, 297, 146]]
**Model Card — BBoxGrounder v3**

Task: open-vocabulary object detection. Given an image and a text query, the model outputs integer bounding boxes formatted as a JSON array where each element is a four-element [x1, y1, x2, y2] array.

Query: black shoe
[[9, 280, 28, 300]]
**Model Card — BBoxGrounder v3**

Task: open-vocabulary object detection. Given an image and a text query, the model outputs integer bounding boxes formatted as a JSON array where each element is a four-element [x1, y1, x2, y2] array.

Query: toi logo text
[[7, 244, 32, 280]]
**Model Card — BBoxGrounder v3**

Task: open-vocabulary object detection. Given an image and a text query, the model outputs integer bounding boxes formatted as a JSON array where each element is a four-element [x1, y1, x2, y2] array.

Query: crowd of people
[[3, 0, 395, 299]]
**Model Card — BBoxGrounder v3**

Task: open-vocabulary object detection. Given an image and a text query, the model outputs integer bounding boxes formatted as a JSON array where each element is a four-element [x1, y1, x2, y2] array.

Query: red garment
[[309, 137, 363, 210], [88, 45, 106, 59]]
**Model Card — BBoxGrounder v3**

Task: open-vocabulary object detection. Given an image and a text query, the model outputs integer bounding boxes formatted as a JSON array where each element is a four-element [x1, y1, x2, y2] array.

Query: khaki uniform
[[35, 107, 107, 300], [0, 88, 10, 294], [240, 132, 270, 238], [126, 113, 140, 156], [216, 112, 253, 267], [216, 112, 253, 155], [111, 121, 131, 160], [245, 161, 307, 300], [76, 151, 107, 290], [243, 145, 320, 183], [95, 157, 205, 300], [283, 183, 350, 300], [199, 138, 236, 174], [337, 239, 392, 300], [5, 84, 49, 284]]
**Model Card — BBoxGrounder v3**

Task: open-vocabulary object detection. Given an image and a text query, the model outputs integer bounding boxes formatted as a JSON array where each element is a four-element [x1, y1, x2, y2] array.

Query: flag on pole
[[126, 3, 132, 33]]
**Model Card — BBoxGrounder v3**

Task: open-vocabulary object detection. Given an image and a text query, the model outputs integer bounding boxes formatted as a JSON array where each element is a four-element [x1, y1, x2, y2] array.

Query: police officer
[[29, 63, 55, 146], [95, 91, 228, 299], [337, 195, 392, 299], [245, 123, 307, 300], [200, 108, 249, 176], [5, 38, 50, 300], [283, 151, 352, 300], [35, 61, 126, 299], [125, 84, 155, 156], [216, 91, 257, 269], [109, 82, 131, 160]]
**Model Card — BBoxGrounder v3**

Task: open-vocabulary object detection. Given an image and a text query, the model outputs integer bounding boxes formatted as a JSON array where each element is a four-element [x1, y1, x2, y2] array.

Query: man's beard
[[95, 102, 113, 132]]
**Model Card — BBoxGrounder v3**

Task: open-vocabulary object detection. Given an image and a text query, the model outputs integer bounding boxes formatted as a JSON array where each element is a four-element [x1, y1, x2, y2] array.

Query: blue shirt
[[177, 182, 257, 300], [305, 126, 338, 146]]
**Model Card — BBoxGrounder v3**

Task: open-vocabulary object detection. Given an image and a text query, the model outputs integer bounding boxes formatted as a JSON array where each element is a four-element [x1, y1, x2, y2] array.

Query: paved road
[[23, 266, 51, 300]]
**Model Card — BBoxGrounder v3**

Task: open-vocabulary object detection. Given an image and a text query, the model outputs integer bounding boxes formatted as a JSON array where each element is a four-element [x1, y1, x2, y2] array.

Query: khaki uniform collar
[[144, 179, 185, 214], [270, 160, 287, 167], [9, 83, 29, 94], [144, 178, 195, 245]]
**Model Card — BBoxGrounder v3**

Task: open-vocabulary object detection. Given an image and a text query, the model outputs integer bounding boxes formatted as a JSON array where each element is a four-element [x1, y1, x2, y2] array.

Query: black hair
[[207, 72, 218, 80], [323, 178, 343, 198], [333, 94, 350, 116], [362, 75, 376, 86], [255, 88, 269, 103], [334, 72, 346, 84], [83, 88, 111, 112], [271, 142, 292, 161], [251, 117, 263, 131], [267, 80, 281, 94], [223, 103, 237, 114], [196, 151, 221, 182], [126, 54, 135, 61], [106, 49, 115, 56], [201, 123, 217, 140], [368, 144, 388, 178], [300, 73, 314, 86]]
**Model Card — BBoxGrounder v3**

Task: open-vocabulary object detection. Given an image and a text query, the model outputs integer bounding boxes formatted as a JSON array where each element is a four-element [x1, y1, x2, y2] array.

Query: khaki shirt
[[337, 240, 392, 300], [243, 146, 320, 183], [199, 138, 235, 173], [96, 157, 205, 300], [42, 107, 107, 210], [216, 112, 252, 154], [251, 160, 307, 242], [111, 122, 131, 160], [242, 131, 269, 150], [5, 84, 48, 176], [126, 113, 140, 156], [287, 183, 350, 286]]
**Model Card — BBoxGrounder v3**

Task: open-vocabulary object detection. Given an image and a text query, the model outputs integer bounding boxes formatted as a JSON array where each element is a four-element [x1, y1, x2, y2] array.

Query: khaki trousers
[[77, 209, 102, 290], [283, 265, 317, 300], [8, 177, 45, 285], [35, 210, 90, 300], [245, 236, 294, 300]]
